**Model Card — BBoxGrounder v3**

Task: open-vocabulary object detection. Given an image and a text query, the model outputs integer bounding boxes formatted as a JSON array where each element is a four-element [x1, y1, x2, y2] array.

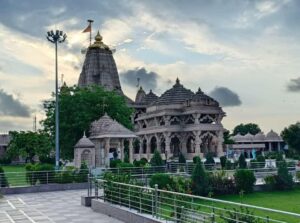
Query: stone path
[[0, 190, 122, 223]]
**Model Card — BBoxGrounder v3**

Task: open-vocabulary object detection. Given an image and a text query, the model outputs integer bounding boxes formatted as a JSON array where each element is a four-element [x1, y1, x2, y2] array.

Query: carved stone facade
[[132, 79, 225, 161]]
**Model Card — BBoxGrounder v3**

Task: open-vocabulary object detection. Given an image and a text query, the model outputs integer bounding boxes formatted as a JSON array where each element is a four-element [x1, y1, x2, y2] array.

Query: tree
[[276, 161, 294, 190], [223, 130, 234, 144], [42, 85, 133, 160], [0, 167, 8, 188], [150, 150, 163, 166], [233, 123, 261, 136], [238, 153, 247, 169], [234, 169, 256, 193], [281, 122, 300, 154], [7, 131, 52, 163], [191, 159, 210, 196]]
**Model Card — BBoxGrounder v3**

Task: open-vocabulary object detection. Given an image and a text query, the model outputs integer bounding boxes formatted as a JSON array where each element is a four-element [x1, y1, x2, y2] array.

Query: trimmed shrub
[[220, 156, 227, 169], [234, 169, 256, 193], [209, 171, 236, 195], [297, 171, 300, 181], [191, 159, 211, 196], [178, 152, 186, 164], [264, 175, 276, 190], [238, 153, 247, 169], [25, 163, 38, 185], [193, 156, 201, 164], [140, 158, 148, 166], [0, 156, 11, 165], [0, 167, 8, 188], [204, 152, 215, 165], [225, 160, 233, 170], [117, 162, 134, 168], [110, 159, 122, 168], [256, 155, 265, 163], [54, 170, 75, 184], [34, 163, 55, 184], [75, 162, 89, 183], [275, 161, 294, 190], [150, 150, 163, 166], [149, 173, 173, 189]]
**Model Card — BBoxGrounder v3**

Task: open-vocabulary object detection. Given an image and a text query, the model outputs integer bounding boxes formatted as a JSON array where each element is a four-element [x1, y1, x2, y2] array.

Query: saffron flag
[[82, 24, 91, 33]]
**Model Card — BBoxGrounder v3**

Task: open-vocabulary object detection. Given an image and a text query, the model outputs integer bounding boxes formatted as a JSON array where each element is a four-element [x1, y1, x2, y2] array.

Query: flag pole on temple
[[82, 19, 94, 46]]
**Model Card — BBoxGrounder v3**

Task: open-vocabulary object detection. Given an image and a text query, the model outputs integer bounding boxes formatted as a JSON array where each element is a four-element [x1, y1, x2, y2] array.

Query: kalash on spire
[[78, 30, 126, 98]]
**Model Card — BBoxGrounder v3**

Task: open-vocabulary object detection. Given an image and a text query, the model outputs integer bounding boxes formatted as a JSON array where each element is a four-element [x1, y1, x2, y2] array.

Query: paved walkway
[[0, 190, 122, 223]]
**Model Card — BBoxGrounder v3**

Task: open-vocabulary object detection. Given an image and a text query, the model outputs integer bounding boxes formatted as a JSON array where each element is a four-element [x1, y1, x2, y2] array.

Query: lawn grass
[[214, 188, 300, 222], [1, 165, 28, 187]]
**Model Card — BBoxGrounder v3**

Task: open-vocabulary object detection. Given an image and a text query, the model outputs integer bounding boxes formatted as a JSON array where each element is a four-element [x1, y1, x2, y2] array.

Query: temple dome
[[74, 133, 95, 148], [90, 113, 136, 138], [78, 31, 123, 93], [135, 87, 146, 103], [254, 132, 265, 141], [244, 133, 254, 141], [232, 133, 243, 142], [266, 130, 282, 141], [192, 88, 219, 106], [155, 78, 194, 105], [143, 90, 159, 104]]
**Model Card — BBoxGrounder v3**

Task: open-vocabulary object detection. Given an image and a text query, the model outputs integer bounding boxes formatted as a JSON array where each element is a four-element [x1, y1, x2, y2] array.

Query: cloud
[[0, 89, 31, 117], [287, 77, 300, 92], [209, 87, 242, 107], [120, 67, 159, 91]]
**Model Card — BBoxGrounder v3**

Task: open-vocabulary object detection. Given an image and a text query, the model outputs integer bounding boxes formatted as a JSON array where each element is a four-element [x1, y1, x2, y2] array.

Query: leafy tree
[[238, 153, 247, 169], [0, 167, 8, 188], [42, 85, 133, 160], [193, 156, 201, 164], [178, 152, 186, 164], [223, 130, 234, 144], [220, 156, 227, 169], [150, 150, 163, 166], [234, 169, 256, 193], [191, 159, 210, 196], [281, 122, 300, 154], [7, 131, 52, 163], [233, 123, 261, 136]]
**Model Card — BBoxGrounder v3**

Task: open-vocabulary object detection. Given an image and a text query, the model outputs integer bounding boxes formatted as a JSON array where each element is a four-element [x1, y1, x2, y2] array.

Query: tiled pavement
[[0, 190, 122, 223]]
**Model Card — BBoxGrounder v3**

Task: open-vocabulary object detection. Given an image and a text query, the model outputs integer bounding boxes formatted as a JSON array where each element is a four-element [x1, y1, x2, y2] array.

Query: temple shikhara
[[74, 32, 225, 168]]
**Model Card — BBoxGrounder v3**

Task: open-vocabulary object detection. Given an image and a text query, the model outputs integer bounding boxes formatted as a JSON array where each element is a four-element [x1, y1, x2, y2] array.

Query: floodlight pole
[[46, 30, 67, 169]]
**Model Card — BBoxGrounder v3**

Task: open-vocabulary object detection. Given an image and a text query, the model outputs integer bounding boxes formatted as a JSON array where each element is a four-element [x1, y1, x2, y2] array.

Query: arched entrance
[[150, 137, 157, 153], [81, 149, 92, 166], [200, 134, 214, 156], [142, 139, 147, 153], [187, 136, 195, 153], [170, 136, 180, 157], [160, 138, 166, 153]]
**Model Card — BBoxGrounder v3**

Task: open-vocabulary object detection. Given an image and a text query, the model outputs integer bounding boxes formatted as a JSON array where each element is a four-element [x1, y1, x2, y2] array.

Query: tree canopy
[[233, 123, 261, 136], [281, 122, 300, 154], [41, 85, 133, 160], [7, 131, 52, 163]]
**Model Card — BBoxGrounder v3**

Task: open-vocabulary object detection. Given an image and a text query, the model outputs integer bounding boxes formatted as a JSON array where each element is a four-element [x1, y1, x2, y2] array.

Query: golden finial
[[95, 31, 103, 42]]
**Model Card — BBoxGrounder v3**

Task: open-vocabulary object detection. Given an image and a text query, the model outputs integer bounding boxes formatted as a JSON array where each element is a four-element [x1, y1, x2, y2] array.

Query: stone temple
[[74, 32, 225, 167]]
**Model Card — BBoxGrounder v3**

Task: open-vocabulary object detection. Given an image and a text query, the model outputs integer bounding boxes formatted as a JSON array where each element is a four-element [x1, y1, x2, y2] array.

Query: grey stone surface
[[1, 190, 122, 223], [92, 199, 161, 223], [0, 183, 88, 195]]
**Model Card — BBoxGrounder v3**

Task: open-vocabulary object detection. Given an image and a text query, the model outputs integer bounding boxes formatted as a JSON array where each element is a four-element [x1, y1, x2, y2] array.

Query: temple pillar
[[193, 114, 200, 124], [277, 142, 281, 152], [217, 131, 224, 157], [195, 134, 202, 158], [104, 138, 110, 167], [269, 142, 272, 152], [129, 138, 133, 163], [146, 137, 151, 160], [165, 134, 171, 160]]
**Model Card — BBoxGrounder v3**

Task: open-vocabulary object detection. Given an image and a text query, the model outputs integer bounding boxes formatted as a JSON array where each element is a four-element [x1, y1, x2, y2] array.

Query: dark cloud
[[287, 77, 300, 92], [0, 89, 31, 117], [120, 68, 159, 91], [209, 86, 242, 107]]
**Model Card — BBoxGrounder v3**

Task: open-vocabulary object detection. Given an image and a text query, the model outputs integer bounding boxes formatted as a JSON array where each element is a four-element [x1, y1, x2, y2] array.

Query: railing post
[[155, 184, 158, 218], [266, 216, 269, 223], [181, 206, 184, 223], [95, 179, 98, 199], [174, 194, 177, 221], [46, 172, 49, 184], [87, 174, 90, 197], [139, 188, 142, 213], [129, 185, 131, 209]]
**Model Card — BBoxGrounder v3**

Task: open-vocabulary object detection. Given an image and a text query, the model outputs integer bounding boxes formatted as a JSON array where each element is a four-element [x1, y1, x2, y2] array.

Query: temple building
[[227, 130, 285, 159], [132, 79, 225, 161], [74, 32, 225, 166], [74, 114, 136, 168]]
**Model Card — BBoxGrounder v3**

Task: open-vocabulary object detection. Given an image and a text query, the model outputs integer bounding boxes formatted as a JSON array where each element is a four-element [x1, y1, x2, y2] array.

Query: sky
[[0, 0, 299, 134]]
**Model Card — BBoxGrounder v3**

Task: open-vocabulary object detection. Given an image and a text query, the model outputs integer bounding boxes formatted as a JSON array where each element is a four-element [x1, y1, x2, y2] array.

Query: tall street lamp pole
[[46, 30, 67, 169]]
